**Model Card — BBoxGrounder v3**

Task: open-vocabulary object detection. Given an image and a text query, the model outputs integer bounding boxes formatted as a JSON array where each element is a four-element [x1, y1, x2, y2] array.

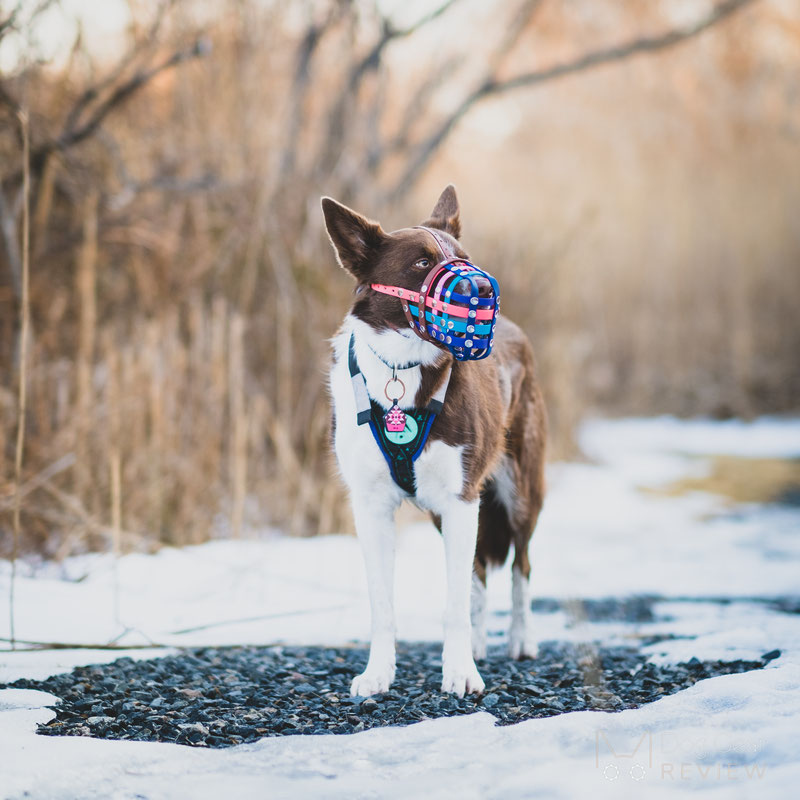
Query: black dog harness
[[348, 333, 451, 495]]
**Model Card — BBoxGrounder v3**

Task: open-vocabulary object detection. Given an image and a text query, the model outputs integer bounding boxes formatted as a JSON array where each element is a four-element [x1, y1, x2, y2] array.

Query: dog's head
[[322, 186, 499, 360]]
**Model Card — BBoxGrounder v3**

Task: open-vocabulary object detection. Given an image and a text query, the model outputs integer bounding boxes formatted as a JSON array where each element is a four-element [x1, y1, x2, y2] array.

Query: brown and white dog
[[323, 185, 546, 697]]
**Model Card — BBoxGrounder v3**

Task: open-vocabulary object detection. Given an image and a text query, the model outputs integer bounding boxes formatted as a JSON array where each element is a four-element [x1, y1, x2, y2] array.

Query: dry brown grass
[[649, 456, 800, 505], [0, 0, 798, 556]]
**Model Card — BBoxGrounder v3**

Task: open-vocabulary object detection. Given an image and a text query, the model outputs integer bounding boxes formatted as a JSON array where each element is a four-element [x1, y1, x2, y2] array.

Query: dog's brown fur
[[322, 186, 546, 593]]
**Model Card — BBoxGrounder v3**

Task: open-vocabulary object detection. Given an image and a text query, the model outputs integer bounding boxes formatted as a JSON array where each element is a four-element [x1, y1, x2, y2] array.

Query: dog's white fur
[[470, 571, 488, 661], [510, 565, 538, 660], [330, 315, 486, 696]]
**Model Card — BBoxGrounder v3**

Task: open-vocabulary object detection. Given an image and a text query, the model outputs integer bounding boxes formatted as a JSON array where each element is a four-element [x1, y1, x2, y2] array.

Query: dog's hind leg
[[472, 489, 514, 660], [508, 458, 544, 661], [350, 492, 398, 697], [509, 522, 539, 660], [484, 451, 542, 660]]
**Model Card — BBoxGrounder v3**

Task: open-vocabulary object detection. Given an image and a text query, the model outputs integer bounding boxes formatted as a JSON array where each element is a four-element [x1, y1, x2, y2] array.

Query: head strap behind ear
[[414, 226, 456, 261]]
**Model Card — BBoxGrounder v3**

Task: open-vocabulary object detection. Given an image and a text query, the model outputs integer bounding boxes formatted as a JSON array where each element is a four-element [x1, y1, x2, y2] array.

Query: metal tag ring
[[384, 376, 406, 402]]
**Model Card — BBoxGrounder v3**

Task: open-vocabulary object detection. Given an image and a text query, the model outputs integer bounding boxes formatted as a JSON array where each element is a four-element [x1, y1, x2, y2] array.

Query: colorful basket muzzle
[[370, 231, 500, 361]]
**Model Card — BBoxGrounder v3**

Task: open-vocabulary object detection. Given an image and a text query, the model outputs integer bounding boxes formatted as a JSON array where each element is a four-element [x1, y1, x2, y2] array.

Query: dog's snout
[[475, 277, 492, 298], [454, 277, 493, 298]]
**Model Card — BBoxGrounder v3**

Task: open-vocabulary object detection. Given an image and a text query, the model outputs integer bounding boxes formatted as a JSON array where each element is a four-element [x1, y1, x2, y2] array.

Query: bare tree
[[270, 0, 757, 202], [0, 0, 774, 554], [391, 0, 757, 197]]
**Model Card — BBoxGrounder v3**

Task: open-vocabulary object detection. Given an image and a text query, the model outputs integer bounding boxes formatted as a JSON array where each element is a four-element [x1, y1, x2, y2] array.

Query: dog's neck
[[348, 316, 451, 410]]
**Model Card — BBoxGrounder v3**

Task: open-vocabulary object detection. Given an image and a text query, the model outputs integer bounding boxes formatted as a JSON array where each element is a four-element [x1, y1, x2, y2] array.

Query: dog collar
[[370, 227, 500, 361], [366, 342, 422, 371]]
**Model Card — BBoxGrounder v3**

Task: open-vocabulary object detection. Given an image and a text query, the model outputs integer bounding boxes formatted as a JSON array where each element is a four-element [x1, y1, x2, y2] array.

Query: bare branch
[[0, 3, 21, 39], [2, 38, 211, 186], [61, 0, 176, 136], [316, 0, 460, 179], [487, 0, 545, 74], [367, 55, 462, 172], [96, 128, 218, 211], [57, 39, 209, 153], [9, 107, 30, 650], [0, 184, 22, 298], [0, 453, 75, 512], [0, 637, 170, 651], [386, 0, 460, 38], [392, 0, 757, 198], [0, 0, 57, 42], [278, 1, 348, 181], [364, 68, 387, 177], [492, 0, 757, 96], [366, 0, 541, 176], [0, 80, 21, 114]]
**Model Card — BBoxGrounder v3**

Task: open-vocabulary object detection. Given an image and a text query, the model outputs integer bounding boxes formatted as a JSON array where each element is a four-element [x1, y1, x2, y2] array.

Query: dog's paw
[[471, 636, 487, 661], [441, 658, 485, 697], [350, 667, 395, 697], [508, 628, 538, 661]]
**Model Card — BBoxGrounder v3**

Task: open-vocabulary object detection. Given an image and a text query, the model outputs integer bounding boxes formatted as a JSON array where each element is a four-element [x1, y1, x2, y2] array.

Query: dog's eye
[[414, 258, 431, 269]]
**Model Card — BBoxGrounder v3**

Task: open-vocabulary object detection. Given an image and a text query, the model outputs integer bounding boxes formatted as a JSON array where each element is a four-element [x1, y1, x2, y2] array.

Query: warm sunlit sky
[[0, 0, 131, 69], [1, 0, 466, 70]]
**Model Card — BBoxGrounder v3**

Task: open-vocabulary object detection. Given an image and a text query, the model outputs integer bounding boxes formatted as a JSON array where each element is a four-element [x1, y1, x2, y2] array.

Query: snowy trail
[[1, 416, 799, 799]]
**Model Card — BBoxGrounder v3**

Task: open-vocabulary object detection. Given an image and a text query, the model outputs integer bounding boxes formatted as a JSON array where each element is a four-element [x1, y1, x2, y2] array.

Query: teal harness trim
[[348, 334, 450, 496]]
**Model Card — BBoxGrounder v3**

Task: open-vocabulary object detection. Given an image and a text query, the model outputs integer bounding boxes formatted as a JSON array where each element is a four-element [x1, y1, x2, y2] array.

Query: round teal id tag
[[385, 414, 419, 444]]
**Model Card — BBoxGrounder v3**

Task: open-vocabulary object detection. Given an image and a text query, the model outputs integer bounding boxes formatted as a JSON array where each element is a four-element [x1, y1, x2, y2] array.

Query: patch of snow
[[580, 415, 800, 462], [1, 416, 799, 798]]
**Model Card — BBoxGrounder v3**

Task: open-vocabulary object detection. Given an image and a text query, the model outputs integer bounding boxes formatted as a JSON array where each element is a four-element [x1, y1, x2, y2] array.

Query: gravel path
[[4, 640, 776, 748]]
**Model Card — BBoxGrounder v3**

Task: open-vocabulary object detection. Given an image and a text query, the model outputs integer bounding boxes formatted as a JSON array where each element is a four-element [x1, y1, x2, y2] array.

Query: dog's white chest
[[329, 319, 465, 510]]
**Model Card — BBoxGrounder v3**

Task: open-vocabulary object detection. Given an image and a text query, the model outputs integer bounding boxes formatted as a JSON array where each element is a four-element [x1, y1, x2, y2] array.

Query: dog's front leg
[[350, 493, 397, 697], [441, 499, 485, 696]]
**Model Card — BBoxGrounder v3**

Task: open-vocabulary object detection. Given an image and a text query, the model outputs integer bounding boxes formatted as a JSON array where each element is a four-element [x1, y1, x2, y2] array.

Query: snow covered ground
[[1, 416, 799, 799]]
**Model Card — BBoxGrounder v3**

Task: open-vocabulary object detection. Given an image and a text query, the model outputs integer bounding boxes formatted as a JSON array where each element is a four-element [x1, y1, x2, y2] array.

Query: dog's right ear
[[321, 197, 387, 282], [422, 184, 461, 240]]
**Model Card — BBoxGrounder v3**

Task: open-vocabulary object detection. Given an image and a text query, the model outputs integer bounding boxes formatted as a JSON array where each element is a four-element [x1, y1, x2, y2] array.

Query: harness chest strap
[[347, 333, 452, 494]]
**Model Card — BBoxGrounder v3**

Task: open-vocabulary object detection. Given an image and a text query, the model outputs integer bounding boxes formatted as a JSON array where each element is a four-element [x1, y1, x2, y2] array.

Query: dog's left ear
[[422, 184, 461, 240], [321, 196, 388, 282]]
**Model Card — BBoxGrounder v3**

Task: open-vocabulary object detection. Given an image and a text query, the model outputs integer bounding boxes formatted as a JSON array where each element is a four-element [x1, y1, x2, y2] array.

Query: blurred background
[[0, 0, 798, 556]]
